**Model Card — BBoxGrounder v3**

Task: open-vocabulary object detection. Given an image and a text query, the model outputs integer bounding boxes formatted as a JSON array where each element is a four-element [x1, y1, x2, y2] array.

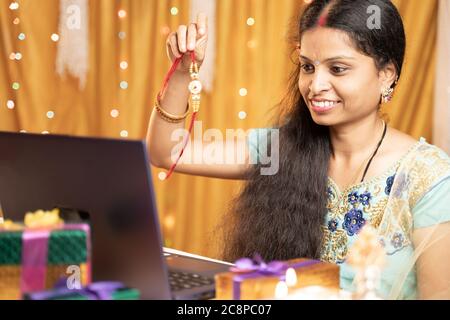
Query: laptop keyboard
[[169, 271, 215, 291]]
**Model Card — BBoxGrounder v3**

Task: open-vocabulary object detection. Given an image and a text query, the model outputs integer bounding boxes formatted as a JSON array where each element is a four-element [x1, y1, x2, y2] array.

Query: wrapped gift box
[[215, 258, 339, 300], [0, 212, 91, 300]]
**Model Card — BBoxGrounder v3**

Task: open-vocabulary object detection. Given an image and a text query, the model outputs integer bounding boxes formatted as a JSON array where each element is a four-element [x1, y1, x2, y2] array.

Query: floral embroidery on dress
[[391, 172, 410, 198], [327, 187, 334, 199], [343, 208, 366, 236], [391, 232, 404, 249], [321, 140, 450, 265], [348, 192, 359, 205], [328, 219, 338, 232], [385, 174, 396, 195], [359, 192, 372, 206]]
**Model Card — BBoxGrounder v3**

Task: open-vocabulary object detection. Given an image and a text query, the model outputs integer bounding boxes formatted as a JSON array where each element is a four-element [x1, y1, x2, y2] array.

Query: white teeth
[[311, 100, 337, 108]]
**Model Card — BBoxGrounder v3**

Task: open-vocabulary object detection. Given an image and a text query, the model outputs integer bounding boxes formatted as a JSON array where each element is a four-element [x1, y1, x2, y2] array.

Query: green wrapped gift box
[[0, 224, 91, 300]]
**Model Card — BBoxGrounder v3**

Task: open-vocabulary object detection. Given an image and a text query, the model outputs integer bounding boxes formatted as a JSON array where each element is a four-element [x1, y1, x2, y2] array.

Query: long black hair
[[221, 0, 406, 262]]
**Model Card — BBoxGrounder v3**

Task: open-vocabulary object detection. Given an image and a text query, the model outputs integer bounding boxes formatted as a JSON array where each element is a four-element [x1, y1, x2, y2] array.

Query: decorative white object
[[274, 281, 289, 299], [56, 0, 89, 90], [347, 226, 386, 300], [285, 268, 298, 287]]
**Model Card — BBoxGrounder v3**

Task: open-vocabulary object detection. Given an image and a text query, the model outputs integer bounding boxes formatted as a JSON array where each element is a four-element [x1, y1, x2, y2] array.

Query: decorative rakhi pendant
[[189, 62, 202, 113]]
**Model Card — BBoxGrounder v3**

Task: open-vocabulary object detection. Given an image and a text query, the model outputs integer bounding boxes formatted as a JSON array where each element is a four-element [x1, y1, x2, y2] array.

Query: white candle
[[286, 268, 298, 287], [275, 281, 289, 299]]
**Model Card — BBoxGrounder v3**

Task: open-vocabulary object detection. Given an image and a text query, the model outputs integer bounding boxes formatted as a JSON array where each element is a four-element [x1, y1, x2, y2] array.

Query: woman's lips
[[309, 99, 341, 113]]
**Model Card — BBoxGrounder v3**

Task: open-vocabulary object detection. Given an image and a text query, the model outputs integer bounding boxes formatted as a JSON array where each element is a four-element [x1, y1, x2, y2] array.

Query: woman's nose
[[308, 69, 332, 95]]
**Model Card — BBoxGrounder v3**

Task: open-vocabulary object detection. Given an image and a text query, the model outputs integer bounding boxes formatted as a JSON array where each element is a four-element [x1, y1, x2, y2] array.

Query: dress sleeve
[[412, 177, 450, 229], [247, 128, 271, 165]]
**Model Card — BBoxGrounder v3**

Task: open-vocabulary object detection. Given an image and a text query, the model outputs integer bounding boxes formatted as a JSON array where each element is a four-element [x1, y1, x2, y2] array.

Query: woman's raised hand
[[166, 13, 208, 72]]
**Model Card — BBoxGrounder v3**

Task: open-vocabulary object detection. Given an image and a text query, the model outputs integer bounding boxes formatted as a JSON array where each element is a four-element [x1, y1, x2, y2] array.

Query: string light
[[239, 88, 248, 97], [170, 7, 179, 16], [163, 215, 175, 230], [9, 52, 22, 61], [160, 26, 171, 36], [120, 61, 128, 70], [118, 9, 127, 19], [9, 2, 19, 10], [117, 8, 128, 129], [51, 33, 60, 42], [46, 111, 55, 119], [120, 130, 129, 138], [7, 100, 15, 109], [9, 0, 22, 118], [110, 109, 120, 118], [120, 81, 128, 90], [158, 172, 167, 181], [247, 40, 258, 49], [247, 17, 255, 26], [238, 111, 247, 120]]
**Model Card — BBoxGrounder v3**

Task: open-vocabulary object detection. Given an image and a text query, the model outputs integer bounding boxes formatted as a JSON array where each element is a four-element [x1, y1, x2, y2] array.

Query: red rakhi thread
[[158, 51, 201, 180]]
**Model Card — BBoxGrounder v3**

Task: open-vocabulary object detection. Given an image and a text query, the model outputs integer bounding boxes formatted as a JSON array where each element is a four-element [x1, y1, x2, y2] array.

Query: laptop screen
[[0, 131, 172, 299]]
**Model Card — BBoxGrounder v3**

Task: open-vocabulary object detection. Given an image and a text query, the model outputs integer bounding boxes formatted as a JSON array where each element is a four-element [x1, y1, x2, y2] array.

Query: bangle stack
[[155, 60, 202, 124], [155, 99, 190, 124]]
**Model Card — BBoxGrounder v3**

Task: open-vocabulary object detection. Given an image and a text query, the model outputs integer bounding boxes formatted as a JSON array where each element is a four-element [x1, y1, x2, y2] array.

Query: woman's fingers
[[187, 24, 197, 51], [167, 32, 181, 59], [177, 25, 188, 53], [166, 13, 208, 67], [197, 12, 207, 37]]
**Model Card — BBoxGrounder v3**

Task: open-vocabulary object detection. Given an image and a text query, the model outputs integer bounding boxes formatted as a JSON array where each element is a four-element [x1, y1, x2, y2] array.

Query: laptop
[[0, 131, 231, 300]]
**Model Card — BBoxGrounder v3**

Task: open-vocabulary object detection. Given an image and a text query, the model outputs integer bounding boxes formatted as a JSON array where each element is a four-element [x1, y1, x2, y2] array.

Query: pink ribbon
[[20, 230, 51, 293], [19, 224, 91, 294]]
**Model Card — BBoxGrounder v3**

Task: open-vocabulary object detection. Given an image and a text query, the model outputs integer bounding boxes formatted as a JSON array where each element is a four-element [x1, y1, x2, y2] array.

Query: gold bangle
[[155, 99, 190, 123]]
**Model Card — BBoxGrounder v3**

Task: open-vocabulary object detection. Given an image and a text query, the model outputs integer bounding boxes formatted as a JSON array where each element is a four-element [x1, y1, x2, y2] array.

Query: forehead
[[300, 27, 362, 60]]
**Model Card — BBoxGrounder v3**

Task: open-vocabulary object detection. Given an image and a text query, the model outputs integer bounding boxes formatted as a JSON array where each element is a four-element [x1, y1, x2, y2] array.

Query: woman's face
[[298, 27, 393, 127]]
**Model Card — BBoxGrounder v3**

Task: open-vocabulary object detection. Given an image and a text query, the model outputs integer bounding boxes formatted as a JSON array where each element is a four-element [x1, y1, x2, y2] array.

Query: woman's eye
[[331, 66, 348, 74], [301, 64, 314, 73]]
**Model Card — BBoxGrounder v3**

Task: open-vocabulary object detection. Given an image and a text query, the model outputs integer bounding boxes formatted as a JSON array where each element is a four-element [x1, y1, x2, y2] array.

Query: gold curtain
[[0, 0, 437, 259]]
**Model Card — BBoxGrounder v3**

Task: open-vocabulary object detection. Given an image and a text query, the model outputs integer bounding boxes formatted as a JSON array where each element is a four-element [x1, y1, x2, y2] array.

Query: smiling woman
[[298, 26, 400, 128], [147, 0, 450, 300], [221, 0, 450, 300]]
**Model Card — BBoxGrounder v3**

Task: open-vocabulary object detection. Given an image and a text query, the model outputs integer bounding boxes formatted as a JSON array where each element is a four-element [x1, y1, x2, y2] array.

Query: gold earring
[[381, 87, 394, 103]]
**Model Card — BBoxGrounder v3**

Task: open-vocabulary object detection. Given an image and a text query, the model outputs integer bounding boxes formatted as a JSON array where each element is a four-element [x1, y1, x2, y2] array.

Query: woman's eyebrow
[[300, 55, 356, 62]]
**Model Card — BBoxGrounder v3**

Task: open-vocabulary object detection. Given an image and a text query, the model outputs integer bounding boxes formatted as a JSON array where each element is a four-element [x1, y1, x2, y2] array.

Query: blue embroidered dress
[[248, 128, 450, 299]]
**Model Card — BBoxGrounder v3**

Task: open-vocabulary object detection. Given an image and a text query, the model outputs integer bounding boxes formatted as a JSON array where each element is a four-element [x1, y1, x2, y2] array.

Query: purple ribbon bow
[[229, 255, 320, 300], [230, 255, 289, 300], [25, 281, 125, 300], [231, 254, 288, 275]]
